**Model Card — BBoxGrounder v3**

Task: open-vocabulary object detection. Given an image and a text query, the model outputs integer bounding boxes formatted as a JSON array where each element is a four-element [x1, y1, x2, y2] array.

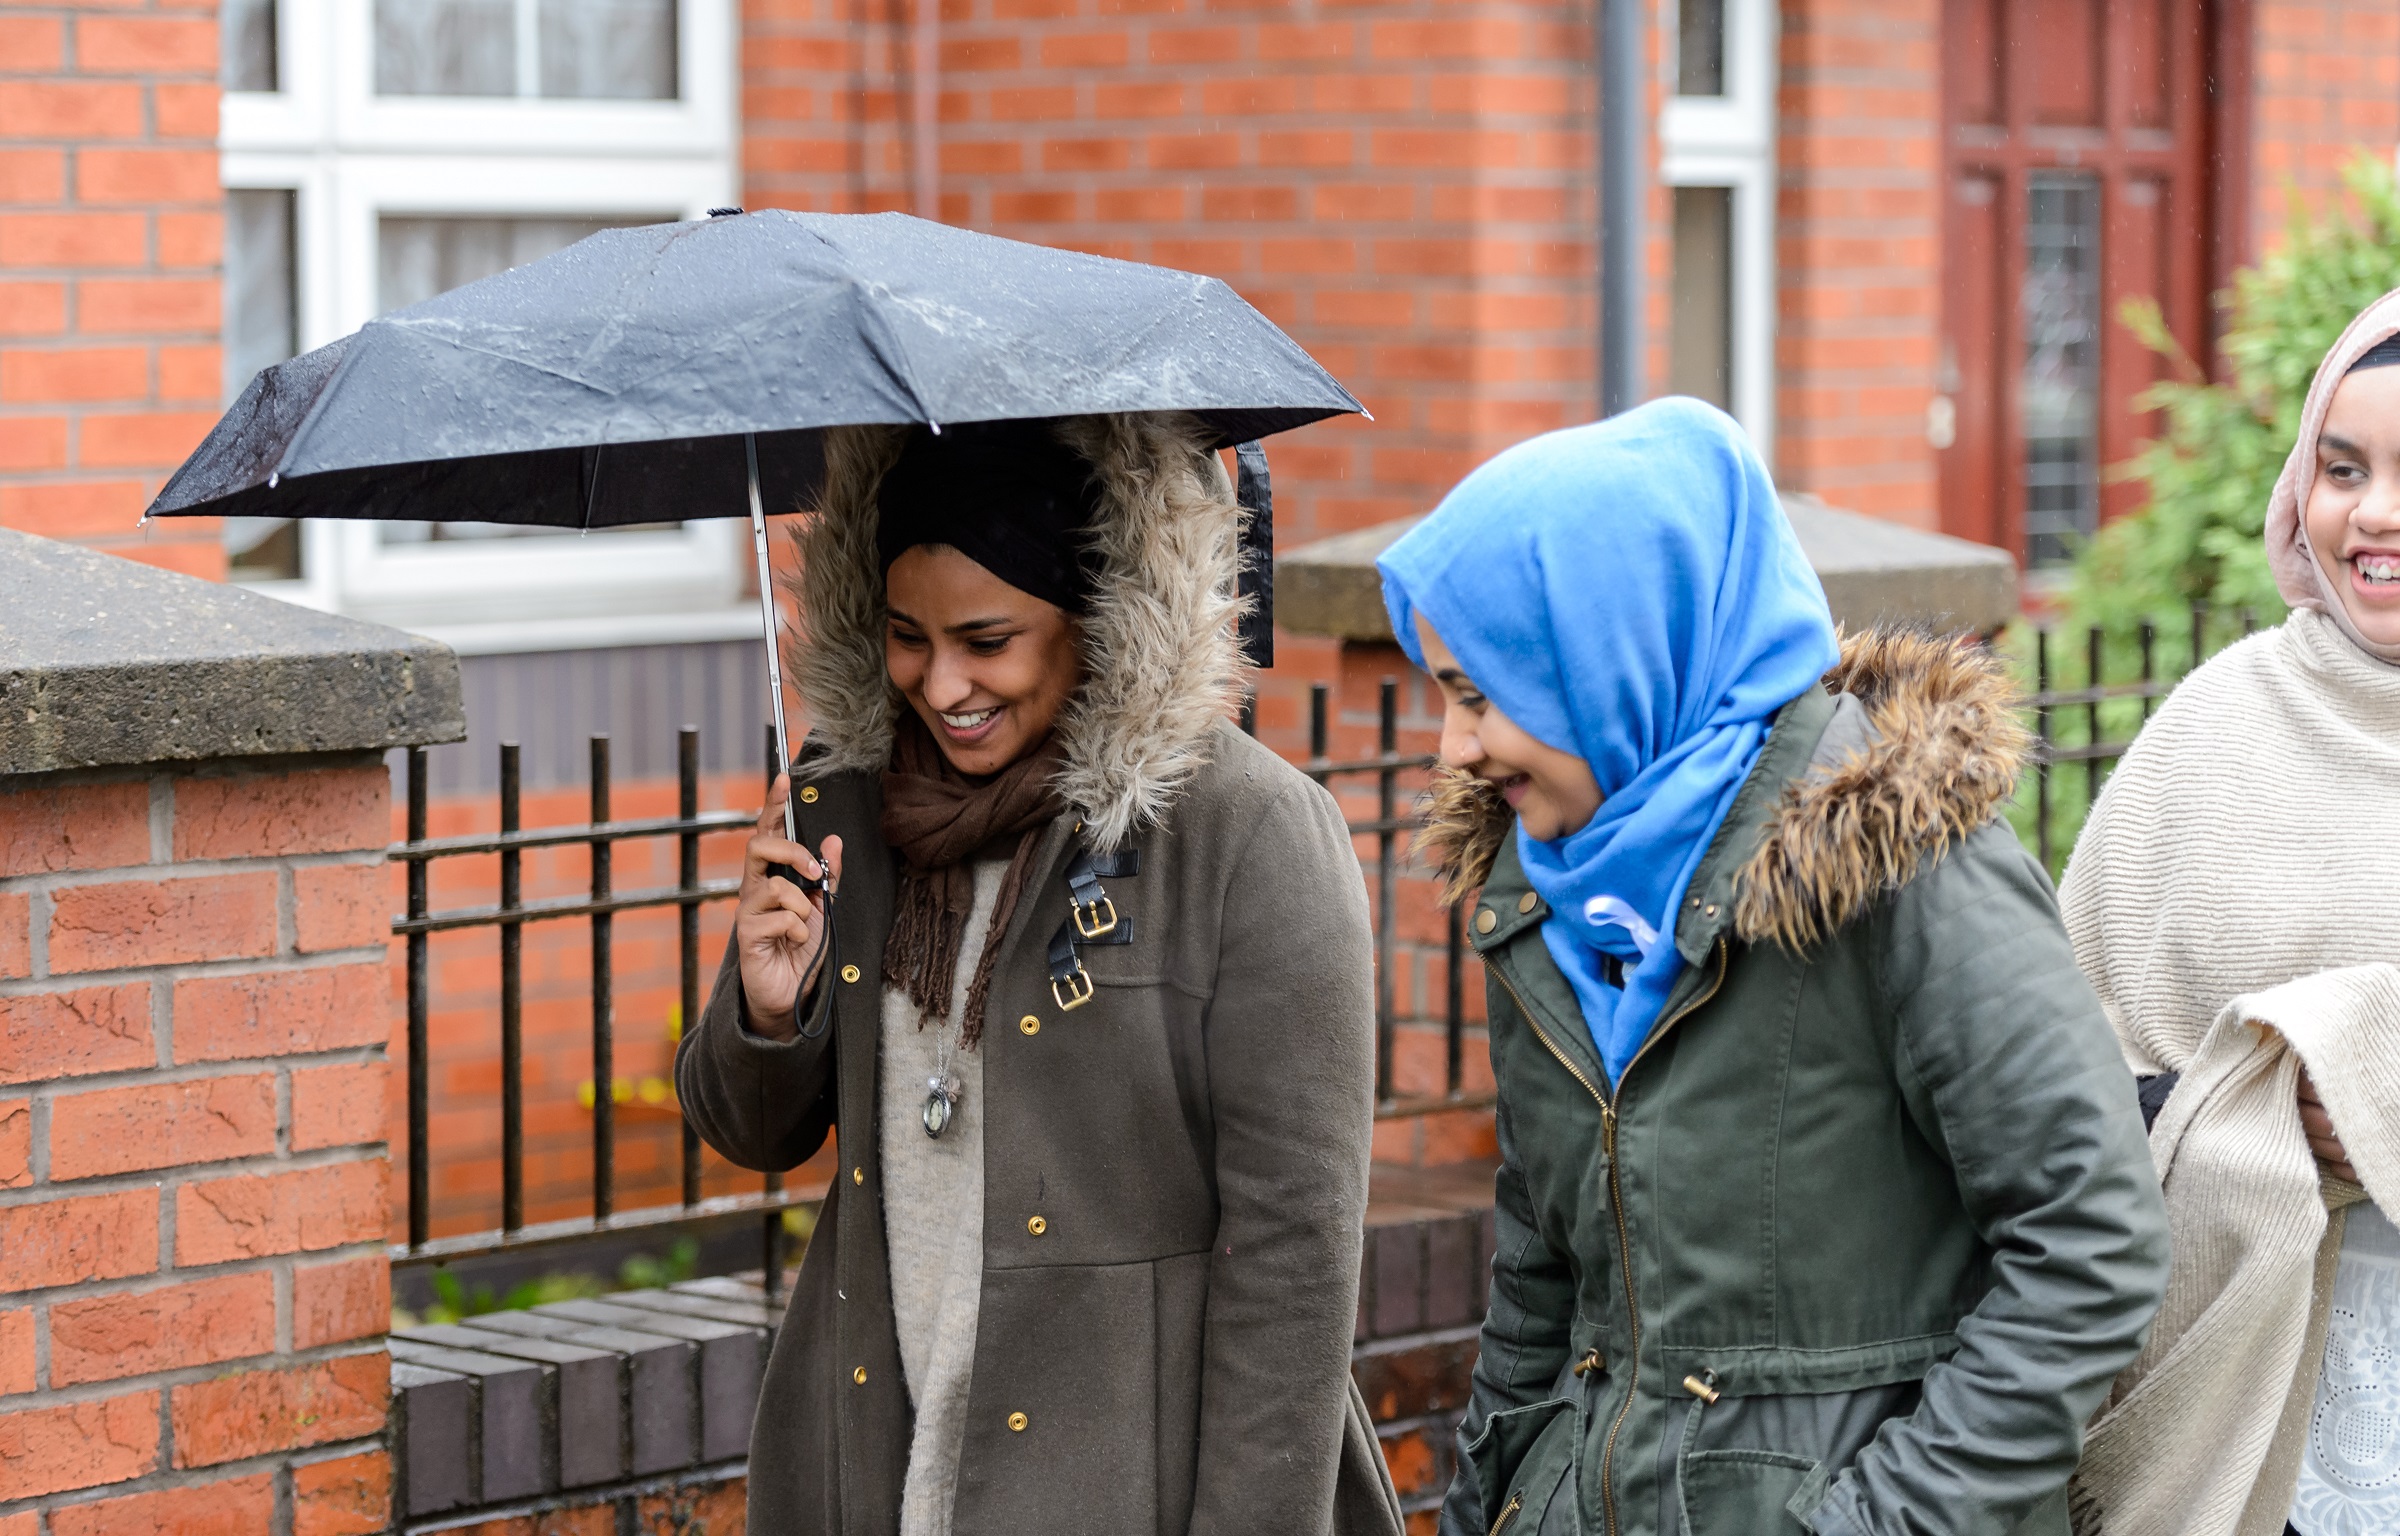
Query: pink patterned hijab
[[2266, 285, 2400, 664]]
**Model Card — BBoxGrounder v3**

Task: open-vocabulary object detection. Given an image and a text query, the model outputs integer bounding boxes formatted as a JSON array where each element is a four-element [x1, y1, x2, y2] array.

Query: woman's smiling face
[[2307, 362, 2400, 650], [1415, 612, 1602, 841], [884, 543, 1085, 776]]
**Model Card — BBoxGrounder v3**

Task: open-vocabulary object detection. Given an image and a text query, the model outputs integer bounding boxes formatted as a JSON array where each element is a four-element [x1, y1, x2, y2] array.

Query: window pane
[[377, 214, 678, 542], [2021, 172, 2101, 566], [539, 0, 677, 100], [1678, 0, 1725, 96], [222, 0, 278, 92], [225, 189, 301, 582], [1669, 186, 1733, 412], [375, 0, 516, 97]]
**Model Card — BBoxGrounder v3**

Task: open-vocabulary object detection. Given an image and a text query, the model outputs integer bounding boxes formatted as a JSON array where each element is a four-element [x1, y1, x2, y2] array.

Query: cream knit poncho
[[2060, 607, 2400, 1536]]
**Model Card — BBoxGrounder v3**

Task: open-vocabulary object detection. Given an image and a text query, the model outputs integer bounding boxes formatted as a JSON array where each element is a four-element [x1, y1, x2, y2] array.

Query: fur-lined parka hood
[[783, 413, 1244, 852], [1422, 628, 2029, 950]]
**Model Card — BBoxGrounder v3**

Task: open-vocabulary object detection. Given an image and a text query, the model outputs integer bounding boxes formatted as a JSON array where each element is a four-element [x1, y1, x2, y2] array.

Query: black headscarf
[[874, 423, 1104, 612]]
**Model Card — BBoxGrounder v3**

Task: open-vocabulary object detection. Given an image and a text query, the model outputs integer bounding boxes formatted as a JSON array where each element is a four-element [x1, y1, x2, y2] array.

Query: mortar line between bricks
[[0, 1341, 389, 1415], [0, 946, 393, 996], [3, 1048, 389, 1099], [24, 891, 48, 982], [0, 1431, 391, 1523], [0, 849, 393, 897], [0, 1141, 388, 1208], [147, 776, 171, 867], [275, 866, 296, 957], [0, 1239, 389, 1312]]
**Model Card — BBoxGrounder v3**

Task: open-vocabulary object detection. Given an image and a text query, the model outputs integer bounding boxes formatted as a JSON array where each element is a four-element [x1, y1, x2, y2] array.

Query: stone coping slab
[[1276, 492, 2020, 641], [0, 525, 464, 775]]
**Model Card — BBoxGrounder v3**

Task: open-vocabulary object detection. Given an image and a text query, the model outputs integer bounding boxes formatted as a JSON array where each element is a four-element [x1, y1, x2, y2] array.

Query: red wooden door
[[1938, 0, 2218, 564]]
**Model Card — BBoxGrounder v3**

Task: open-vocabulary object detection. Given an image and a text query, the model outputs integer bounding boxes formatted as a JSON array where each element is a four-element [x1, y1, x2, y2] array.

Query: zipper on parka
[[1489, 939, 1729, 1536]]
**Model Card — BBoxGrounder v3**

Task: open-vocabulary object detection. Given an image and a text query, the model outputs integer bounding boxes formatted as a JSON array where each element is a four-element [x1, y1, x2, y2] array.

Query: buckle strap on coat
[[1046, 846, 1139, 1010]]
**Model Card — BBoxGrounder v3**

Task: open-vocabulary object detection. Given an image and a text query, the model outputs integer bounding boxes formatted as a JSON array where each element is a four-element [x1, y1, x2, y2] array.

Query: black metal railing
[[1295, 678, 1482, 1116], [2018, 601, 2253, 871], [394, 725, 803, 1293], [396, 689, 1493, 1274]]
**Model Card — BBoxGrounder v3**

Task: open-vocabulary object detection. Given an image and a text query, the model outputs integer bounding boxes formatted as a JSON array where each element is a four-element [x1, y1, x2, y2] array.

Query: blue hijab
[[1379, 399, 1837, 1085]]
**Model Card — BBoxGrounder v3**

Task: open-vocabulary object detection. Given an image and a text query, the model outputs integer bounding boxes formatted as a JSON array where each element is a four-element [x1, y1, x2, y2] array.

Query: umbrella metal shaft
[[747, 434, 801, 848]]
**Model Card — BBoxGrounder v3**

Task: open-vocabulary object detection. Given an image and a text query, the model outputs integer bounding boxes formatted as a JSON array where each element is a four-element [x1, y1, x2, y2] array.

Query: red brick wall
[[743, 0, 1600, 552], [2250, 0, 2400, 243], [0, 756, 392, 1529], [0, 1, 222, 577], [1773, 0, 1941, 529]]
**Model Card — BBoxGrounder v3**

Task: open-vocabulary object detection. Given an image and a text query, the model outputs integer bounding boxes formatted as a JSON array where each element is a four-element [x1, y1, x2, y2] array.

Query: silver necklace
[[922, 1016, 964, 1138]]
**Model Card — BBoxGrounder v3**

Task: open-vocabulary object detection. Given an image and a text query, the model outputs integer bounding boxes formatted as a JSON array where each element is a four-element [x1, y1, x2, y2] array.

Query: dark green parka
[[1438, 631, 2170, 1536]]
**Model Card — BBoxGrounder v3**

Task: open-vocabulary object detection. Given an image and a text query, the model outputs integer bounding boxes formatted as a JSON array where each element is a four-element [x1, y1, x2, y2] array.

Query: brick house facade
[[1, 0, 2396, 1378], [1, 0, 2397, 1527]]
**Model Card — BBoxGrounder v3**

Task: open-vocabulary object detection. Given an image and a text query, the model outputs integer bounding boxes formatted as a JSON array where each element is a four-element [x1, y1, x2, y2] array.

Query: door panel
[[1938, 0, 2216, 561]]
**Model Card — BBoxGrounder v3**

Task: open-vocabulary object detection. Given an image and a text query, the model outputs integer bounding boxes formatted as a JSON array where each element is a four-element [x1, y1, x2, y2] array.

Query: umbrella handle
[[749, 434, 839, 1042], [748, 435, 815, 882]]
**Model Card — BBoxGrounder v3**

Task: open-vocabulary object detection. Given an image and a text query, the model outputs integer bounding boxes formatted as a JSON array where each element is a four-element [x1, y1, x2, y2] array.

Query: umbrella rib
[[259, 334, 367, 489]]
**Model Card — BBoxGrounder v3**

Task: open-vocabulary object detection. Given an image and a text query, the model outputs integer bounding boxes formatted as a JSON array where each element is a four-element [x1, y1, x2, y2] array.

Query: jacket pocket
[[1675, 1448, 1825, 1536], [1461, 1398, 1580, 1535]]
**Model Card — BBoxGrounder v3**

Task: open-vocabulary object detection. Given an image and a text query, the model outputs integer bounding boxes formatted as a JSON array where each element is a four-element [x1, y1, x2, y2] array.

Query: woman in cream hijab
[[2062, 291, 2400, 1536]]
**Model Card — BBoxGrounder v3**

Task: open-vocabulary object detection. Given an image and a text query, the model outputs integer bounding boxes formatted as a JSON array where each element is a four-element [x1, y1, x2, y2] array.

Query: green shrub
[[2003, 151, 2400, 872], [2064, 151, 2400, 650]]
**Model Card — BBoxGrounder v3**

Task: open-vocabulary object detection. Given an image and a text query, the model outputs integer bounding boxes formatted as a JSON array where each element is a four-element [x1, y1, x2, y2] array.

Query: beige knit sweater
[[2060, 608, 2400, 1536]]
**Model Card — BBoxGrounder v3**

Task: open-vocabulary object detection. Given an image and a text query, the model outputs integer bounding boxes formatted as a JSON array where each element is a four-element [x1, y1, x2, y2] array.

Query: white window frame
[[218, 0, 751, 655], [1660, 0, 1778, 467]]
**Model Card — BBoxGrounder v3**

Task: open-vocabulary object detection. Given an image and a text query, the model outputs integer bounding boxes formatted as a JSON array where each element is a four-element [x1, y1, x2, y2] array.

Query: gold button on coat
[[1008, 1411, 1028, 1432], [1517, 892, 1539, 914], [1474, 908, 1497, 935], [798, 785, 819, 803], [852, 1366, 867, 1385], [1026, 1215, 1047, 1236], [840, 964, 861, 984], [1019, 1014, 1040, 1036], [852, 1167, 864, 1186]]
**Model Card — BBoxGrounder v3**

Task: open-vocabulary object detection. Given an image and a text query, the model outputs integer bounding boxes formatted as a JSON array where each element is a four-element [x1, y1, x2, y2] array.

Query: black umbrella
[[146, 209, 1363, 862]]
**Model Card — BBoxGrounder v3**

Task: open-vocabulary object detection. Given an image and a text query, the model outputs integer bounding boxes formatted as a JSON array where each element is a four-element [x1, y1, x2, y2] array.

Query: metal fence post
[[679, 727, 703, 1211], [500, 742, 523, 1234], [590, 734, 613, 1224], [406, 747, 429, 1252]]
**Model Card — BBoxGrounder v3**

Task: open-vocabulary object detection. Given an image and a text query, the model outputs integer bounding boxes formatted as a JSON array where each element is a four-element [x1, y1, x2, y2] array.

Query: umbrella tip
[[708, 206, 744, 218]]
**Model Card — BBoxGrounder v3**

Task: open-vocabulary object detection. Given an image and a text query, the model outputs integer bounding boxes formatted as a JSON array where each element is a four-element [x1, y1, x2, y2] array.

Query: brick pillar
[[1774, 0, 1942, 529], [0, 529, 462, 1533], [0, 1, 224, 578]]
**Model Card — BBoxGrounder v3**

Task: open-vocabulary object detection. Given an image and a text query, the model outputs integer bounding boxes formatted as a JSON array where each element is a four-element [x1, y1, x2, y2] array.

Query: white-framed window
[[1660, 0, 1777, 465], [218, 0, 752, 655]]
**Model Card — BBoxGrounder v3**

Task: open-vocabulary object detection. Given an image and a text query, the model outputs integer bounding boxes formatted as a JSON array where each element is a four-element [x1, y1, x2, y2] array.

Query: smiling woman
[[2305, 343, 2400, 652], [674, 414, 1403, 1536]]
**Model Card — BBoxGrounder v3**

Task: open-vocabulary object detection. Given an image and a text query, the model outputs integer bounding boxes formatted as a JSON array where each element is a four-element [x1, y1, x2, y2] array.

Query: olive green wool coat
[[1438, 631, 2170, 1536], [675, 414, 1403, 1536]]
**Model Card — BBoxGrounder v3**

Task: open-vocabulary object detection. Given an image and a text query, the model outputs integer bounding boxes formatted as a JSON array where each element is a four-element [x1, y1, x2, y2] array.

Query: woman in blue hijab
[[1385, 400, 2167, 1536]]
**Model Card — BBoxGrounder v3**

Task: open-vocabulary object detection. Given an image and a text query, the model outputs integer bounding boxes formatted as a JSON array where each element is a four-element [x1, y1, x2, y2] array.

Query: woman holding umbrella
[[675, 414, 1402, 1535]]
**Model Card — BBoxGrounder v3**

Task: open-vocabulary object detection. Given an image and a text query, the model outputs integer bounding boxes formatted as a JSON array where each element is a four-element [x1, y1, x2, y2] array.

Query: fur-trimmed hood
[[1421, 628, 2029, 949], [782, 413, 1245, 852]]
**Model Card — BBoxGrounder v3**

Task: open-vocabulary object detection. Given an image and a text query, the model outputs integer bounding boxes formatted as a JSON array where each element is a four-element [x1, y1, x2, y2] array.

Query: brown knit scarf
[[879, 714, 1064, 1045]]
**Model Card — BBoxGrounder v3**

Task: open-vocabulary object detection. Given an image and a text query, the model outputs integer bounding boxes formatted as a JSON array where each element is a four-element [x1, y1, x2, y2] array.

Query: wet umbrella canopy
[[146, 209, 1359, 907], [144, 209, 1360, 529]]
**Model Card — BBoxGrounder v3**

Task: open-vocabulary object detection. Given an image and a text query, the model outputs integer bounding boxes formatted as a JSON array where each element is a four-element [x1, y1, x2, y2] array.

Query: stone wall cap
[[0, 525, 466, 775], [1275, 492, 2020, 641]]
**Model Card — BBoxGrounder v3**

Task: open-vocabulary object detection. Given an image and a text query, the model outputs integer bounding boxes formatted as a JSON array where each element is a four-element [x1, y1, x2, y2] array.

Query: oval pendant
[[922, 1089, 952, 1139]]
